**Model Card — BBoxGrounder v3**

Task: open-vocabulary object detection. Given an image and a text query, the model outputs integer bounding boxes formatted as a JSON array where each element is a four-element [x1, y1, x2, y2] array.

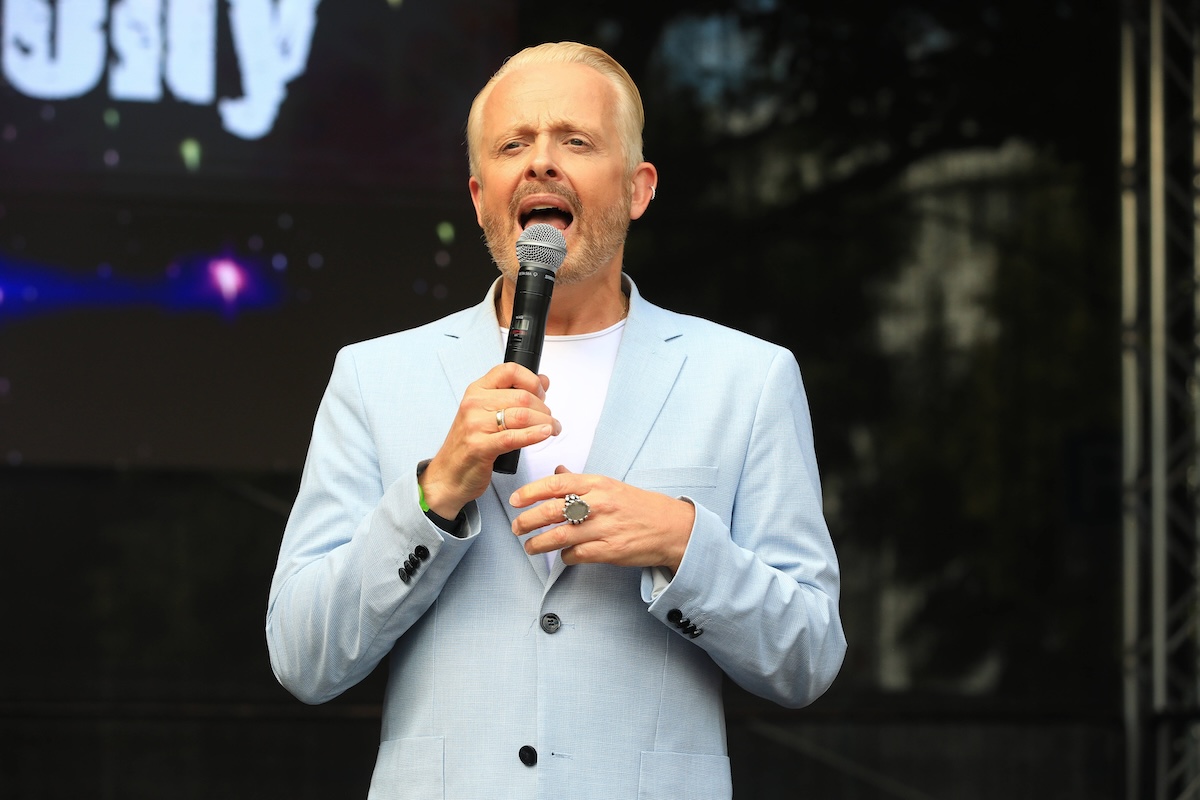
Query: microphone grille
[[515, 223, 568, 272]]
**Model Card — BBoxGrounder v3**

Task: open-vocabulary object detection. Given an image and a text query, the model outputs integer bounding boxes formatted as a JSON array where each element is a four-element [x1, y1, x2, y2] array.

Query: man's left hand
[[509, 466, 694, 573]]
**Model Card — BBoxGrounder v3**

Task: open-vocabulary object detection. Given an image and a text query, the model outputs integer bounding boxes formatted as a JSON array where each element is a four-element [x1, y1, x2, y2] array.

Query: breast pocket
[[625, 466, 718, 491]]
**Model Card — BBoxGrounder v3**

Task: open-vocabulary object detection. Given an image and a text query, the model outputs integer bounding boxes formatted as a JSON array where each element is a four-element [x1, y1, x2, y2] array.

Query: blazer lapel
[[545, 282, 686, 588], [434, 281, 551, 583], [584, 283, 685, 483]]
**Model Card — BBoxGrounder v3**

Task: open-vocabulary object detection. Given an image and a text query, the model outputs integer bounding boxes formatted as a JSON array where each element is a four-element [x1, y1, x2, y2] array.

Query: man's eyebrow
[[494, 118, 601, 140]]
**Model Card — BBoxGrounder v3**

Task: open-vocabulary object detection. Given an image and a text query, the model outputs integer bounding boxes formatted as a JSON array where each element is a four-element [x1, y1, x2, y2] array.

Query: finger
[[509, 470, 587, 509], [495, 424, 559, 456], [512, 497, 572, 536], [521, 520, 582, 554], [486, 384, 556, 429], [513, 487, 601, 536], [482, 362, 546, 398], [491, 404, 559, 435]]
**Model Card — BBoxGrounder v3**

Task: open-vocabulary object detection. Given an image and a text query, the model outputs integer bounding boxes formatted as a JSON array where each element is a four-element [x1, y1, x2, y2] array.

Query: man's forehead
[[483, 63, 616, 129]]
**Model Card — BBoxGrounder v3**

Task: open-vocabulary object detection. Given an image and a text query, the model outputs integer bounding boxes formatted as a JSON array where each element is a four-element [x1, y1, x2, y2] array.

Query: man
[[267, 42, 845, 799]]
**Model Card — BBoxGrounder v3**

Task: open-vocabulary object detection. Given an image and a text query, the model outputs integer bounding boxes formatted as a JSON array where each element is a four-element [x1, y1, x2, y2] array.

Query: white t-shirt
[[501, 318, 625, 569]]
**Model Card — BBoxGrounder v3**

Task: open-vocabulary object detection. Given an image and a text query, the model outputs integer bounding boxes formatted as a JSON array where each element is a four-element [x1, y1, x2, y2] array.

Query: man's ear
[[468, 176, 485, 227], [629, 162, 658, 221]]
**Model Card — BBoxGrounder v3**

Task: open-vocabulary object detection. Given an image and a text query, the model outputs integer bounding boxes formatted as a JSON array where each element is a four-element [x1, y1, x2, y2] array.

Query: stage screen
[[0, 0, 516, 470]]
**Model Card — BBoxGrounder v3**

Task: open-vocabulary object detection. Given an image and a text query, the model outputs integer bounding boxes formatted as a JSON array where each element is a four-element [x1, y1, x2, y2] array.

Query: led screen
[[0, 0, 516, 469]]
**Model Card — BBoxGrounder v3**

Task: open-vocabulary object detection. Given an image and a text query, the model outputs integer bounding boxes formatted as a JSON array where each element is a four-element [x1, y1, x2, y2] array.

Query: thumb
[[554, 465, 573, 475]]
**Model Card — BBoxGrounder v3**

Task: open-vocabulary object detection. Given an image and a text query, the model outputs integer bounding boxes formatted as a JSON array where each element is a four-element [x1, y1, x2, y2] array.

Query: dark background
[[0, 1, 1122, 797]]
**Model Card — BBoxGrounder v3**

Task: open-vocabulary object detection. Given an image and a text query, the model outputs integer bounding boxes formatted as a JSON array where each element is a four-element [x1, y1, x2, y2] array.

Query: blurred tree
[[518, 0, 1121, 705]]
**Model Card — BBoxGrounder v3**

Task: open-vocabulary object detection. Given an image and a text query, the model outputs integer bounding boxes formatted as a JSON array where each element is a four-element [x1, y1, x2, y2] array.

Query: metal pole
[[1122, 4, 1143, 795], [1149, 1, 1171, 797]]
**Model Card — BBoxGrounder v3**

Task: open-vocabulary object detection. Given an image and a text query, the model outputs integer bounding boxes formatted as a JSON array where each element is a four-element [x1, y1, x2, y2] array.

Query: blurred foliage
[[521, 1, 1122, 705]]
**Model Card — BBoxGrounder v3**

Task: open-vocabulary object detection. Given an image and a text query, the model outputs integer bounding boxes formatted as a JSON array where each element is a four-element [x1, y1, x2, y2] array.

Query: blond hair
[[466, 42, 645, 179]]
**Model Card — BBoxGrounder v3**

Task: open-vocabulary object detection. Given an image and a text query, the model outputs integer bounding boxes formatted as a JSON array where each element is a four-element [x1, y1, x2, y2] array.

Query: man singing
[[267, 41, 845, 799]]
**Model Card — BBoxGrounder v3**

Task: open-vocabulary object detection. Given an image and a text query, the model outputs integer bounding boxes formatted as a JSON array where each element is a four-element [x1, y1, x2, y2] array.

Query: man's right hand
[[417, 363, 559, 520]]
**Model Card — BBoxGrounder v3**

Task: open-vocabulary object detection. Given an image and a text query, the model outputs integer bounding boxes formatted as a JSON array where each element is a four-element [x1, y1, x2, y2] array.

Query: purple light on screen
[[209, 258, 247, 303], [0, 250, 282, 322]]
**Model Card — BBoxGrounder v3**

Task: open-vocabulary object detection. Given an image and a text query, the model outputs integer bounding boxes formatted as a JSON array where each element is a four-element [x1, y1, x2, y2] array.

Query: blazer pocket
[[626, 466, 718, 490], [638, 751, 732, 800], [368, 736, 444, 800]]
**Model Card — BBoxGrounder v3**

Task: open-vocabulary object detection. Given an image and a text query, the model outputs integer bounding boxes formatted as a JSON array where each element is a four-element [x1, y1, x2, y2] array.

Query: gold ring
[[496, 409, 507, 431]]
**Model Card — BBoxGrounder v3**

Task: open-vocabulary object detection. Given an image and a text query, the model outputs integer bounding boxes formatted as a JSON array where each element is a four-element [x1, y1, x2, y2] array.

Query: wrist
[[416, 459, 466, 521], [665, 497, 695, 574], [418, 482, 463, 532]]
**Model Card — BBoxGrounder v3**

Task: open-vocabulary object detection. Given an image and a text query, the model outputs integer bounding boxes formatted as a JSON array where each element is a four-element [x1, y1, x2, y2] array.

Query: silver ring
[[496, 409, 507, 431], [563, 493, 590, 525]]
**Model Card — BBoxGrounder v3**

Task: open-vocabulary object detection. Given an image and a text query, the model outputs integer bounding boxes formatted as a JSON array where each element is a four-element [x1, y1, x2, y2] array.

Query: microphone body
[[493, 224, 567, 474]]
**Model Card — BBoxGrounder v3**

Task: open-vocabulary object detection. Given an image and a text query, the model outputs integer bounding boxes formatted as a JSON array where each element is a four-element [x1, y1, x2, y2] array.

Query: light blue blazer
[[267, 278, 846, 800]]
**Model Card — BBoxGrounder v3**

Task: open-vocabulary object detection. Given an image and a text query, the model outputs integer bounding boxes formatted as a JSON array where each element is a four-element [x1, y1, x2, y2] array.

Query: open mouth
[[519, 205, 574, 231]]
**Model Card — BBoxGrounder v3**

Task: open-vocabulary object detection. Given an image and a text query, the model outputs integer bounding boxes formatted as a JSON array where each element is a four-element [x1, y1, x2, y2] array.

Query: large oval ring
[[496, 409, 507, 431], [562, 493, 590, 525]]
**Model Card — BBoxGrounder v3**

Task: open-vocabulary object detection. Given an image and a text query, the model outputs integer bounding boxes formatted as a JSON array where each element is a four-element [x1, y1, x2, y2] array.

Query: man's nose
[[525, 139, 560, 181]]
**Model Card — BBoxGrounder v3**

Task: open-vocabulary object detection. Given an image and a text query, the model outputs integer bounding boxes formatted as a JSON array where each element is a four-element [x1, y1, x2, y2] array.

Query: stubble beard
[[481, 183, 632, 287]]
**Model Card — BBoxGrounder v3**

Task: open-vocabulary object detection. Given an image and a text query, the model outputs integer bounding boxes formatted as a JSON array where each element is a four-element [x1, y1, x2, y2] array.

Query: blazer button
[[398, 568, 410, 584], [414, 545, 430, 561], [667, 608, 683, 624], [519, 745, 538, 766], [540, 613, 561, 634]]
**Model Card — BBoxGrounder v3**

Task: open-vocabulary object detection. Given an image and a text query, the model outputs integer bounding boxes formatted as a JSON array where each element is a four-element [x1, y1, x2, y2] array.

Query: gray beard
[[481, 189, 632, 286]]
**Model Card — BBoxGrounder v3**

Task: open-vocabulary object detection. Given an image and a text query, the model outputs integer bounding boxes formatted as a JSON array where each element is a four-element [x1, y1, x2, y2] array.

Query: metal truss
[[1122, 1, 1200, 799]]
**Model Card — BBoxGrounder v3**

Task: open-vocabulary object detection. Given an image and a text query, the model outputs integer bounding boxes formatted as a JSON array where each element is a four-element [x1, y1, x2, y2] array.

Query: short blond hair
[[466, 42, 645, 179]]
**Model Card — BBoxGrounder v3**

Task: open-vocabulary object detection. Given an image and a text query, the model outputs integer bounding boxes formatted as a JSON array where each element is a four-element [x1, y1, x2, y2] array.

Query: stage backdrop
[[0, 0, 515, 470]]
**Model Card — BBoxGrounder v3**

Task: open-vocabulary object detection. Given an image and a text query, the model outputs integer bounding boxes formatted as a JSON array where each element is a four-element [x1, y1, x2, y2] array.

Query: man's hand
[[419, 363, 560, 519], [510, 466, 695, 573]]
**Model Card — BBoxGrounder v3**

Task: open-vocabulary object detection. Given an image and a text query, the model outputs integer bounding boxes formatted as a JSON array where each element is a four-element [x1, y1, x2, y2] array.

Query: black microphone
[[493, 223, 568, 474]]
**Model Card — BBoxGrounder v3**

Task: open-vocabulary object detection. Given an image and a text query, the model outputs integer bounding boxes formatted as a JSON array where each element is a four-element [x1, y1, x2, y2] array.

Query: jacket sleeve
[[265, 347, 480, 705], [645, 348, 846, 708]]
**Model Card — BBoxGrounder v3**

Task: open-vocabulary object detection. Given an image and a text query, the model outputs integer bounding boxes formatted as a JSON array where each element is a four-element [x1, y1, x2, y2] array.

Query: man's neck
[[497, 270, 629, 336]]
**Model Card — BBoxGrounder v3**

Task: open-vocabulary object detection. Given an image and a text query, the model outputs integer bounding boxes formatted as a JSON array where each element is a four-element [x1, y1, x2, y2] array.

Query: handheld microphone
[[493, 223, 568, 474]]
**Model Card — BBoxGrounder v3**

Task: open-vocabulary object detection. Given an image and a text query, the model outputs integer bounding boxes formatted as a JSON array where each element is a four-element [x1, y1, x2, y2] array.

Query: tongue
[[525, 209, 571, 230]]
